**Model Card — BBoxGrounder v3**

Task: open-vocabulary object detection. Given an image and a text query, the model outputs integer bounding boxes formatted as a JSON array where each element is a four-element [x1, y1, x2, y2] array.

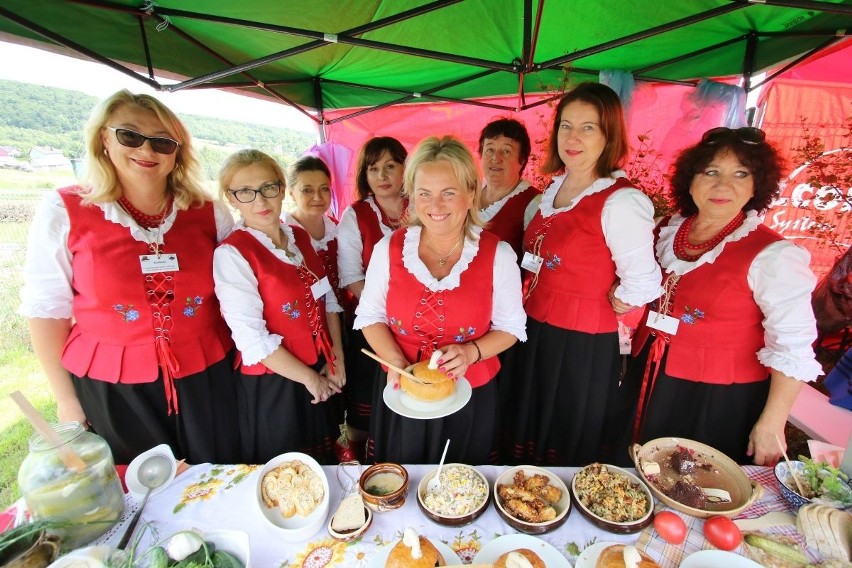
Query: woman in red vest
[[20, 90, 240, 465], [355, 136, 527, 464], [623, 127, 821, 465], [336, 137, 409, 457], [499, 83, 663, 466], [213, 149, 345, 464], [476, 118, 540, 258]]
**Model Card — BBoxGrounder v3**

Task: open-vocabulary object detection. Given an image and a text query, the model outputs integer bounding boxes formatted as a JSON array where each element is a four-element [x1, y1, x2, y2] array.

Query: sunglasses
[[106, 127, 180, 155], [701, 126, 766, 146], [228, 181, 282, 203]]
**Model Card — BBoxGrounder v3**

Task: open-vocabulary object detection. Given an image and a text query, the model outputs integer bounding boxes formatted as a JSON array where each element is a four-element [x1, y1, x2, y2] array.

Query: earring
[[103, 148, 109, 156]]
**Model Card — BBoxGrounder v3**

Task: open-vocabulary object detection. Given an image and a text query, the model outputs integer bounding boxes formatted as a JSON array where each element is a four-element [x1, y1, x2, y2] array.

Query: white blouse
[[213, 222, 342, 367], [657, 212, 822, 382], [530, 171, 664, 307], [281, 210, 337, 253], [336, 196, 397, 288], [354, 225, 527, 342], [19, 190, 234, 319]]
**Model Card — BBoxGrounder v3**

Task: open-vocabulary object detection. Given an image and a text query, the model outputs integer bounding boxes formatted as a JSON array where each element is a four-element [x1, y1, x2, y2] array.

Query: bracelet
[[468, 340, 482, 364]]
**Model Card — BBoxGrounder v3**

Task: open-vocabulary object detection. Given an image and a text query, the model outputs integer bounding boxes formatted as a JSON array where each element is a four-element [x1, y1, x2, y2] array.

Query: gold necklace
[[426, 235, 463, 266]]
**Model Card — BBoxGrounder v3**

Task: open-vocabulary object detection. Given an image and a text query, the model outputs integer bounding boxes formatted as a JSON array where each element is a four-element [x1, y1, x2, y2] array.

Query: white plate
[[473, 534, 571, 567], [382, 377, 472, 419], [680, 550, 762, 568], [48, 546, 115, 567], [574, 541, 622, 568], [367, 537, 462, 567], [125, 443, 177, 499]]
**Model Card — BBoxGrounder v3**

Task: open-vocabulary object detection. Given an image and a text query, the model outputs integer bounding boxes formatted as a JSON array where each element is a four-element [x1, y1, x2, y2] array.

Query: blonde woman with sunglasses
[[20, 90, 240, 465]]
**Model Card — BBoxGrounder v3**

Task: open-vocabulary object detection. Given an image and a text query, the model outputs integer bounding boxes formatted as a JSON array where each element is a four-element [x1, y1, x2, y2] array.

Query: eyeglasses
[[106, 127, 180, 155], [701, 127, 766, 146], [228, 182, 282, 203]]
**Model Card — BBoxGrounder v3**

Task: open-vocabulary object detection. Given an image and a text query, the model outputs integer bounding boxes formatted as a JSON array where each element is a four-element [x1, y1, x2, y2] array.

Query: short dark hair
[[478, 118, 532, 170], [670, 130, 784, 216], [354, 137, 408, 200], [286, 154, 331, 189], [540, 82, 629, 178]]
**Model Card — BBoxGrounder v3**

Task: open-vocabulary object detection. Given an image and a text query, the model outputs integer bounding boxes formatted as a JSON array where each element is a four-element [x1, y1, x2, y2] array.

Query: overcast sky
[[0, 40, 318, 134]]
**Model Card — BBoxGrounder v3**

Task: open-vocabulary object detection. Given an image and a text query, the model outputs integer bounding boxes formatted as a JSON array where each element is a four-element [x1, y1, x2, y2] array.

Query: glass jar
[[18, 422, 125, 549]]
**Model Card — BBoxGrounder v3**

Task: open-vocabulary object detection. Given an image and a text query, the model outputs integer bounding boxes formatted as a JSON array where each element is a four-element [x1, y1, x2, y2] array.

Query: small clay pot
[[0, 530, 60, 568], [358, 463, 408, 512]]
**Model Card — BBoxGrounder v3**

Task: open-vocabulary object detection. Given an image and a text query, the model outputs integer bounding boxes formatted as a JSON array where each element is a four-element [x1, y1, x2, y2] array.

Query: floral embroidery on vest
[[113, 304, 140, 323], [281, 300, 301, 320], [454, 326, 477, 343], [544, 251, 562, 270], [389, 316, 408, 335], [680, 306, 705, 325], [183, 296, 203, 317]]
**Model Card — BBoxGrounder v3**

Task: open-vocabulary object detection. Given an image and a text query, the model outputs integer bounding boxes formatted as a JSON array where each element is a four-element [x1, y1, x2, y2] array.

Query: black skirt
[[72, 352, 241, 465], [237, 359, 340, 465], [366, 369, 499, 465], [616, 340, 771, 465], [343, 327, 379, 432], [498, 318, 621, 466]]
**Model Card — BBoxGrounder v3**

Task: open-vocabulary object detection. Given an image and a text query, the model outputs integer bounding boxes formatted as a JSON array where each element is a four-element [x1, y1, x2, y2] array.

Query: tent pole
[[749, 36, 846, 91], [136, 15, 155, 80], [742, 31, 758, 92], [313, 78, 326, 143]]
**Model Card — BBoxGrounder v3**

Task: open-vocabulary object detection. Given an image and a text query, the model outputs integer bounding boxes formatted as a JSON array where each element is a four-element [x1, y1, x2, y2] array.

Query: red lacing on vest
[[412, 287, 446, 360], [145, 270, 180, 414], [296, 263, 336, 375]]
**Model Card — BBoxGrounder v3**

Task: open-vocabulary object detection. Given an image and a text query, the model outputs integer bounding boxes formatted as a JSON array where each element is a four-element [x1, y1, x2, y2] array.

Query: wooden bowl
[[358, 463, 409, 512], [493, 465, 571, 534], [631, 438, 761, 519]]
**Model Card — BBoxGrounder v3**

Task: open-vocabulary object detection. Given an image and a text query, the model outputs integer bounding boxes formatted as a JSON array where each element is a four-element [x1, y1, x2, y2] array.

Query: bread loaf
[[385, 531, 445, 567], [400, 360, 455, 402], [494, 548, 546, 568]]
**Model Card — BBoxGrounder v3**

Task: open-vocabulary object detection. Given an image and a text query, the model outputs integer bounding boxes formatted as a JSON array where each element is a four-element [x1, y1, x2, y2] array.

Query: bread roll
[[385, 535, 445, 567], [595, 545, 659, 568], [494, 548, 546, 568], [400, 360, 456, 401]]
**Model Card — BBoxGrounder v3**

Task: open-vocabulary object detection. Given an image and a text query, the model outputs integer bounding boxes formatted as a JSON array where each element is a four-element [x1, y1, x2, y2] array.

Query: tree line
[[0, 79, 316, 178]]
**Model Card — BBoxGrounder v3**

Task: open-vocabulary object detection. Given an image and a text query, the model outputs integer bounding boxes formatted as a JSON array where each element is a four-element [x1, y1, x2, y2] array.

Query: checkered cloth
[[636, 466, 821, 567]]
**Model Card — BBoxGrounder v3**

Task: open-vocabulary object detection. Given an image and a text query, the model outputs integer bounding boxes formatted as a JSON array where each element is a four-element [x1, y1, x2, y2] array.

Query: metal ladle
[[117, 454, 174, 549]]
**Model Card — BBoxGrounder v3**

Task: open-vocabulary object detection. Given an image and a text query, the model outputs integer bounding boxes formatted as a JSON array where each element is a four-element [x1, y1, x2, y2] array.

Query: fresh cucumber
[[744, 533, 809, 564], [211, 550, 244, 568]]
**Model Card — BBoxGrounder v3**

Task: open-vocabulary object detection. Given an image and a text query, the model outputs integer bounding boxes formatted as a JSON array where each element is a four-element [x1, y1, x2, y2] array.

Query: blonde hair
[[81, 90, 207, 208], [404, 136, 483, 238], [218, 149, 286, 200]]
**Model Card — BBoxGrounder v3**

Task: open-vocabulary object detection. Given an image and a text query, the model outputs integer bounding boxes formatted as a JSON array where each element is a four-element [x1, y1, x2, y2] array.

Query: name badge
[[521, 252, 543, 275], [139, 254, 180, 274], [646, 310, 679, 335], [311, 276, 332, 300]]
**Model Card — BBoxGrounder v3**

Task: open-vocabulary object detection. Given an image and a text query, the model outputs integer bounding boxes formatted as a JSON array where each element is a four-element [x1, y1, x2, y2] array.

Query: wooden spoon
[[360, 348, 425, 384], [774, 433, 808, 496], [10, 390, 85, 472]]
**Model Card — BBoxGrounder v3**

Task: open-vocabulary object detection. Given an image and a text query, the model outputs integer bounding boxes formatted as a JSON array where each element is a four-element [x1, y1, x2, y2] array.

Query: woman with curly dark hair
[[622, 127, 822, 465]]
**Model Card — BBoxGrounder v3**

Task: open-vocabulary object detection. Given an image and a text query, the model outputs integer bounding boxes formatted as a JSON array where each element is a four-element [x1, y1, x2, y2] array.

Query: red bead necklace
[[376, 197, 409, 229], [119, 195, 173, 229], [672, 211, 746, 261]]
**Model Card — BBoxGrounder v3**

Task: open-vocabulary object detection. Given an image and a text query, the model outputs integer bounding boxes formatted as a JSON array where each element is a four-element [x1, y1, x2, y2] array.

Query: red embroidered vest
[[522, 179, 632, 333], [222, 226, 333, 375], [314, 236, 357, 314], [352, 199, 390, 271], [385, 229, 500, 388], [632, 224, 783, 384], [59, 188, 233, 388], [483, 184, 539, 258]]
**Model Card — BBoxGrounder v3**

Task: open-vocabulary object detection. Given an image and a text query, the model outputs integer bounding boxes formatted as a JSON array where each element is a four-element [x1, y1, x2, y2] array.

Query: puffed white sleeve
[[491, 242, 527, 341], [749, 240, 822, 381], [523, 194, 542, 230], [353, 236, 391, 329], [213, 244, 283, 366], [601, 188, 664, 306], [18, 191, 74, 319], [337, 206, 367, 287], [212, 199, 235, 242]]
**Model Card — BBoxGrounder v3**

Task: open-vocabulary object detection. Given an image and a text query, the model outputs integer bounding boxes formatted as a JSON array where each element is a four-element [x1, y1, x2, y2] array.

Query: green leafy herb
[[796, 455, 852, 506]]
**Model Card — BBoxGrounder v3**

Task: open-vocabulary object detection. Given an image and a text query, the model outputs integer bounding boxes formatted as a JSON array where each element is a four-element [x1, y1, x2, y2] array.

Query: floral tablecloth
[[77, 463, 795, 567]]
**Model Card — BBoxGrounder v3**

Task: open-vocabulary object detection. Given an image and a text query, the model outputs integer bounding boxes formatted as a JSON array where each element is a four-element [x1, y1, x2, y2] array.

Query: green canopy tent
[[1, 0, 851, 135]]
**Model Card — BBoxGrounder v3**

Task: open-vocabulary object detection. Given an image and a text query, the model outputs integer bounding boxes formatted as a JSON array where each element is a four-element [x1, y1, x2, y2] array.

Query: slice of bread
[[331, 493, 367, 532]]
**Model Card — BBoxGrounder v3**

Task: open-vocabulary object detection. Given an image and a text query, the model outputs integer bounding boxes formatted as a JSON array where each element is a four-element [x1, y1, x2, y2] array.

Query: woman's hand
[[57, 395, 89, 428], [327, 348, 346, 389], [747, 415, 786, 466], [306, 371, 341, 404], [436, 343, 476, 381], [608, 283, 639, 314]]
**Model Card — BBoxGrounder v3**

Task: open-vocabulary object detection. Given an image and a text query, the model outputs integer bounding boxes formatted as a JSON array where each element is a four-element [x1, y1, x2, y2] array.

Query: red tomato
[[703, 515, 742, 551], [653, 511, 687, 544]]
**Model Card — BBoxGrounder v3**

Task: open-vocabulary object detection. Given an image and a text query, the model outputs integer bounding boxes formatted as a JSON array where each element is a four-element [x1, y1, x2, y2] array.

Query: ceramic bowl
[[326, 502, 372, 542], [774, 460, 852, 510], [631, 438, 761, 519], [205, 530, 252, 568], [255, 452, 330, 543], [358, 463, 409, 512], [417, 463, 490, 526], [493, 465, 571, 534], [570, 463, 655, 534], [3, 529, 60, 568]]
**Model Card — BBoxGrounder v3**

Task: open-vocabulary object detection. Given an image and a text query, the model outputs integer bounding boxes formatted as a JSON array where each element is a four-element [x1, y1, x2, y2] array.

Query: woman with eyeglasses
[[355, 136, 526, 464], [20, 90, 240, 465], [498, 82, 663, 466], [618, 127, 821, 465], [213, 149, 344, 464], [335, 137, 409, 458]]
